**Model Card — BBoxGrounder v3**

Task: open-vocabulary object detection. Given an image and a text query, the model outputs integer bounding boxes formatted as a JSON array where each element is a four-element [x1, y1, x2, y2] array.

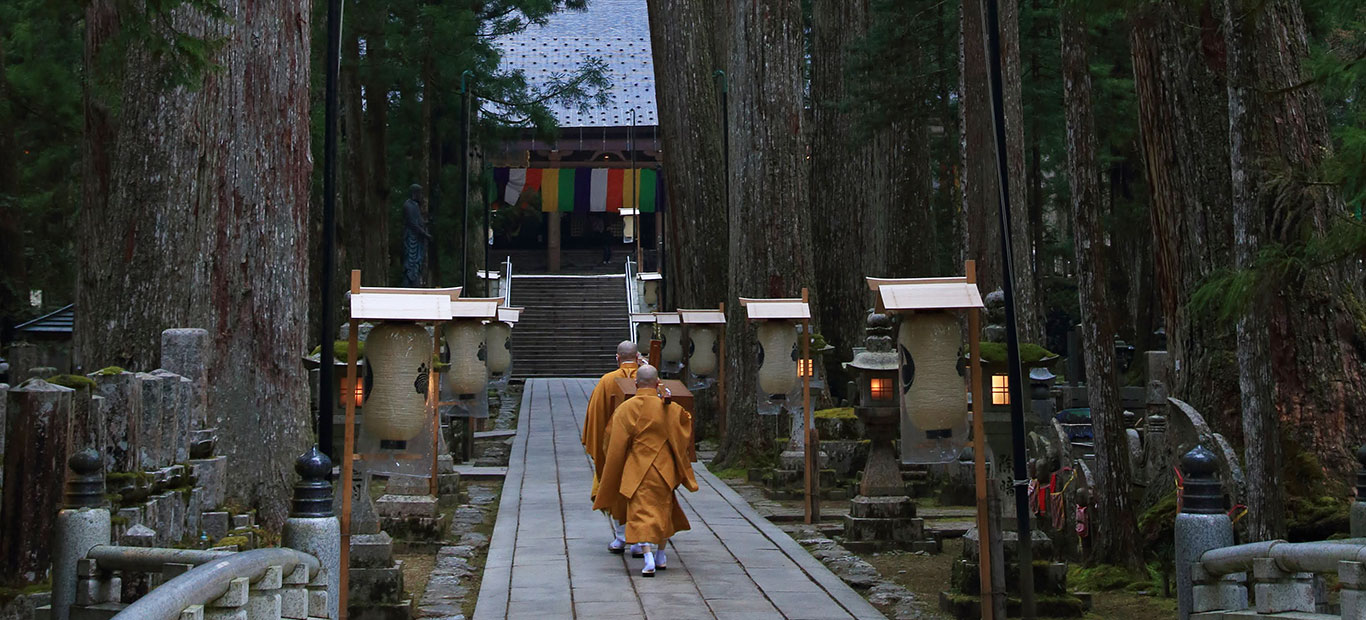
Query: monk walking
[[593, 365, 698, 576], [584, 340, 642, 552]]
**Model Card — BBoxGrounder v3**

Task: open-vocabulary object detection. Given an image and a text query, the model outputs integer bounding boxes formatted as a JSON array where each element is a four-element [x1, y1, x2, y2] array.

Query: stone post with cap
[[1352, 446, 1366, 538], [282, 447, 340, 619], [51, 449, 111, 620], [1175, 445, 1233, 620]]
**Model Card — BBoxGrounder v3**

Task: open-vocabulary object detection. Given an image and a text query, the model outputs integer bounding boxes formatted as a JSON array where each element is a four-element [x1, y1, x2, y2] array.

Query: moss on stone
[[95, 366, 126, 375], [977, 341, 1056, 364], [48, 374, 96, 390], [217, 535, 249, 549], [814, 407, 857, 420], [310, 340, 364, 361]]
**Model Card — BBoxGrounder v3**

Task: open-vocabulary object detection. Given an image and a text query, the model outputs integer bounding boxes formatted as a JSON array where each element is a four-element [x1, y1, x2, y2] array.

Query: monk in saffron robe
[[584, 340, 641, 552], [593, 365, 699, 576]]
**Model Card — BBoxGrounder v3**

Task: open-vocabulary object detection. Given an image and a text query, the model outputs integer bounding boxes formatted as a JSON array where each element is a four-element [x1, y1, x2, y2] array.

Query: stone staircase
[[510, 275, 630, 378]]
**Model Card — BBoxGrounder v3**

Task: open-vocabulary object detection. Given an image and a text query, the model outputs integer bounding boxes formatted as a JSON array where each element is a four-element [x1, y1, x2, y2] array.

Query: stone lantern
[[846, 312, 902, 497], [842, 311, 924, 549]]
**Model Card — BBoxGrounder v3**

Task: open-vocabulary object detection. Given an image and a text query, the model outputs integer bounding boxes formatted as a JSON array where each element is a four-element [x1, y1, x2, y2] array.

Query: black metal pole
[[317, 0, 343, 460], [460, 71, 473, 291], [980, 0, 1034, 615]]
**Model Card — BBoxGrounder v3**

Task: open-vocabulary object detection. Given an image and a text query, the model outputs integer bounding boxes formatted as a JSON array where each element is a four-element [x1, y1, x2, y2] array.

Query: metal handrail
[[503, 257, 512, 304], [624, 258, 638, 343], [110, 547, 320, 620]]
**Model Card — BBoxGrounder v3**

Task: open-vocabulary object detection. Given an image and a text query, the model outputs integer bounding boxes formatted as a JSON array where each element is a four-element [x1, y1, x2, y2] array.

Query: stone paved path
[[473, 378, 886, 620]]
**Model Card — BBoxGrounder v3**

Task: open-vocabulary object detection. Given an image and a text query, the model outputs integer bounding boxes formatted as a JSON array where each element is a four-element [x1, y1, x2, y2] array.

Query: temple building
[[489, 0, 664, 274]]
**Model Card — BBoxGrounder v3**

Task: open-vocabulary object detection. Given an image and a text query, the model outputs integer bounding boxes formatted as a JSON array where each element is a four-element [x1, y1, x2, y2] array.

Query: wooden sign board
[[867, 279, 985, 312], [358, 286, 462, 300], [450, 299, 499, 319], [679, 309, 726, 324], [738, 297, 811, 321], [630, 313, 656, 324], [654, 312, 682, 325], [351, 292, 452, 321]]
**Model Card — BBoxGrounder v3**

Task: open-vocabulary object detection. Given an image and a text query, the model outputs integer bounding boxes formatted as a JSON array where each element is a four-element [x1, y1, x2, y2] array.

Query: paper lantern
[[899, 311, 965, 435], [660, 324, 684, 363], [757, 321, 798, 397], [688, 325, 719, 376], [362, 322, 432, 441], [486, 322, 512, 375], [444, 320, 488, 398]]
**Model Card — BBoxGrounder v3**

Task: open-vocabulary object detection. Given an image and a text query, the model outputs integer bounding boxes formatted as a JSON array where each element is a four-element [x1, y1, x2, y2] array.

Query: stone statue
[[403, 184, 431, 287]]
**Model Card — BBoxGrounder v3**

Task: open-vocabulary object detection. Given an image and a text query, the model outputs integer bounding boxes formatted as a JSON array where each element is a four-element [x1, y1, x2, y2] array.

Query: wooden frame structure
[[738, 290, 817, 524], [866, 262, 992, 619], [339, 273, 466, 618]]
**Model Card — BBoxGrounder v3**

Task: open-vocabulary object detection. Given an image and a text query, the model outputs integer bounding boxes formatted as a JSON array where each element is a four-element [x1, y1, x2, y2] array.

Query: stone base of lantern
[[840, 495, 937, 553], [938, 527, 1084, 619]]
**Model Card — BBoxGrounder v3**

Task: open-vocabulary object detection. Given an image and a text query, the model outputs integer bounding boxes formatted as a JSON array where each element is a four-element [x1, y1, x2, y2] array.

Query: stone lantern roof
[[847, 312, 898, 372]]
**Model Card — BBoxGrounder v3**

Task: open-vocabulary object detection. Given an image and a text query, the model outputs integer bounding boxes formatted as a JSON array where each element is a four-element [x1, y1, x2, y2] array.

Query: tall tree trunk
[[962, 0, 1037, 342], [811, 0, 876, 396], [717, 0, 813, 466], [77, 0, 312, 527], [1132, 0, 1238, 436], [1061, 5, 1140, 567], [1224, 0, 1365, 538], [999, 0, 1039, 343], [647, 0, 729, 436], [960, 0, 1002, 299], [648, 0, 727, 311]]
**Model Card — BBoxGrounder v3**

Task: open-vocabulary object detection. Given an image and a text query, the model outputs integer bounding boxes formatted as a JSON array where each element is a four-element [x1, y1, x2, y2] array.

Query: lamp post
[[981, 0, 1035, 613], [318, 0, 343, 460]]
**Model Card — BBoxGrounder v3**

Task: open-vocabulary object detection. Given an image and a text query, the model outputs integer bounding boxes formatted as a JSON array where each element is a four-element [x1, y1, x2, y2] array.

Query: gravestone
[[0, 379, 74, 584], [151, 370, 191, 462], [6, 343, 39, 386], [135, 372, 165, 469], [89, 370, 143, 473], [160, 328, 210, 431]]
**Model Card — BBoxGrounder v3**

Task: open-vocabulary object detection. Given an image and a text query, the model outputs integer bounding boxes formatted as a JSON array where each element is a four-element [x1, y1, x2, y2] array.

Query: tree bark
[[717, 0, 813, 466], [811, 0, 877, 396], [648, 0, 727, 311], [960, 0, 1002, 300], [77, 0, 313, 527], [1061, 6, 1140, 568], [962, 0, 1038, 341], [1132, 0, 1240, 437], [0, 40, 25, 323]]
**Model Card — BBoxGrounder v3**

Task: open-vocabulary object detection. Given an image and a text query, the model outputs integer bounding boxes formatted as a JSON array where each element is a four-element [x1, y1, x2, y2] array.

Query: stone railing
[[39, 448, 340, 620], [1175, 446, 1366, 619]]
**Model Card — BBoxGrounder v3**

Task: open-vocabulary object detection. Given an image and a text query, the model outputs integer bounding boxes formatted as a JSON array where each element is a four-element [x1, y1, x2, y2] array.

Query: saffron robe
[[592, 393, 699, 544], [584, 362, 638, 499]]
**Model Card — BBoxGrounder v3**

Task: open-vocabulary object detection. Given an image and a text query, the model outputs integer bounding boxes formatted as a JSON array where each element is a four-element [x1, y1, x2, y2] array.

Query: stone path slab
[[472, 378, 885, 620]]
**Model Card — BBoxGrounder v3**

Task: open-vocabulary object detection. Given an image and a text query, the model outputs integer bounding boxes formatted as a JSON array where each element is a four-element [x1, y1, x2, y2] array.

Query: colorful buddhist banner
[[492, 167, 660, 214]]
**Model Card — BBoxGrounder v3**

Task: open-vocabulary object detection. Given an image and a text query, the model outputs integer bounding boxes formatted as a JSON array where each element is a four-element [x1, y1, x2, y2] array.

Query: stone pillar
[[282, 448, 340, 620], [7, 342, 39, 386], [1144, 351, 1170, 486], [160, 328, 210, 431], [51, 450, 111, 620], [1340, 561, 1366, 620], [151, 370, 192, 463], [88, 370, 142, 473], [1175, 446, 1234, 620], [1352, 446, 1366, 538], [1, 379, 74, 584], [1252, 557, 1314, 614], [1190, 563, 1247, 614], [0, 382, 7, 488]]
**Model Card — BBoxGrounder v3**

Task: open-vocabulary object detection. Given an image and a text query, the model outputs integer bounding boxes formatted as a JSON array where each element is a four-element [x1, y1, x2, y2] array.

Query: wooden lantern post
[[738, 295, 815, 523], [866, 261, 991, 619], [718, 301, 728, 442], [339, 274, 461, 617]]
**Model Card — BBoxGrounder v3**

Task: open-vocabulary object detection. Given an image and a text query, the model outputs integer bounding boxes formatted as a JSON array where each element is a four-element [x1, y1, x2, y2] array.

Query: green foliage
[[1066, 563, 1139, 592], [310, 340, 364, 361]]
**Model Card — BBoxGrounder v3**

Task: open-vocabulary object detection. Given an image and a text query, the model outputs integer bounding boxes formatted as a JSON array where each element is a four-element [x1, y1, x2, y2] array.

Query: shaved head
[[616, 341, 638, 364], [635, 364, 660, 387]]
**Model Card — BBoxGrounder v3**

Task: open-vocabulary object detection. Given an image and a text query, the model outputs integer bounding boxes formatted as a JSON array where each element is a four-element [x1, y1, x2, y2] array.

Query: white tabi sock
[[656, 540, 668, 569], [640, 543, 657, 575]]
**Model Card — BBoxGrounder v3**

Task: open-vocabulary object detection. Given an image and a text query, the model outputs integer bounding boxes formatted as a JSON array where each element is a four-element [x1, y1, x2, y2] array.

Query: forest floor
[[712, 468, 1178, 620]]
